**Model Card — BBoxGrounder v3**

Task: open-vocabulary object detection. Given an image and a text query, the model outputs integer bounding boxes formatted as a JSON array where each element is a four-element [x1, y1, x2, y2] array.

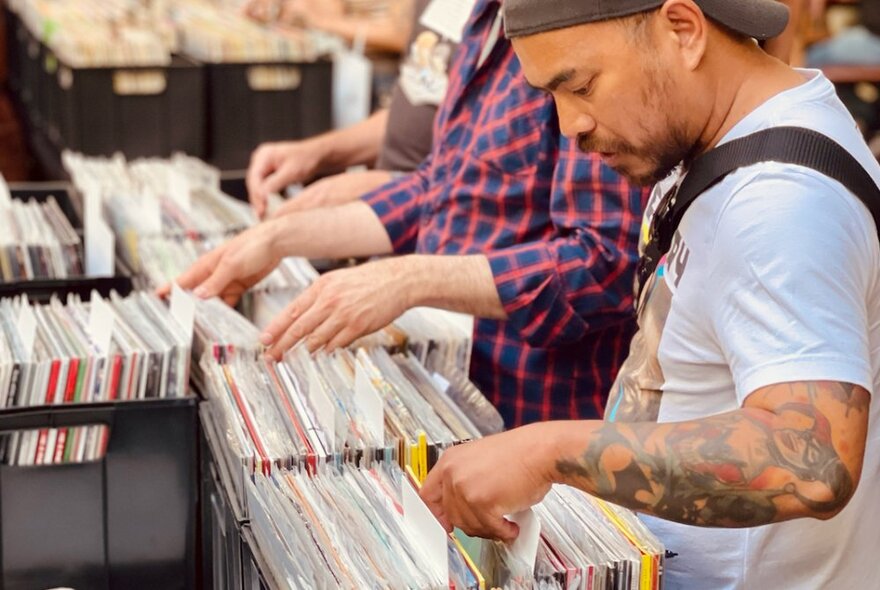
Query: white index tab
[[167, 169, 191, 212], [88, 291, 115, 354], [307, 365, 336, 454], [17, 297, 36, 361], [0, 173, 11, 208], [507, 508, 542, 574], [83, 188, 114, 277], [170, 283, 195, 344], [354, 363, 385, 444], [403, 479, 449, 584]]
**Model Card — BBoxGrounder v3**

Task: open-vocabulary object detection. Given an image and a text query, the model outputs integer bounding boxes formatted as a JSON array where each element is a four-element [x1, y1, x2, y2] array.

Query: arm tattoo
[[559, 382, 869, 527]]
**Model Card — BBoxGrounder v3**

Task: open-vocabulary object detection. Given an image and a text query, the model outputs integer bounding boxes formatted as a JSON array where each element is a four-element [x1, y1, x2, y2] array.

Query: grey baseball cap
[[504, 0, 790, 41]]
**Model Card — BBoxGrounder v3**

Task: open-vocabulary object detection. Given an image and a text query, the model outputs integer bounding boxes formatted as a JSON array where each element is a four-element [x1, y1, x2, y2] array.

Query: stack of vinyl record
[[0, 291, 191, 466], [200, 343, 503, 477], [0, 196, 83, 281], [64, 151, 319, 297], [9, 0, 176, 67], [245, 459, 666, 589], [169, 0, 343, 63]]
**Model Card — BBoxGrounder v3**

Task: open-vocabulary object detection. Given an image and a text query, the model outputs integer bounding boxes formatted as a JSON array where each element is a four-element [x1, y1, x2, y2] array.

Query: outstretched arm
[[421, 380, 869, 540]]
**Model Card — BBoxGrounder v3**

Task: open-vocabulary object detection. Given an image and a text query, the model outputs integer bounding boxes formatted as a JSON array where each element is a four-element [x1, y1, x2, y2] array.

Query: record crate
[[201, 401, 286, 590], [240, 525, 281, 590], [1, 184, 135, 302], [203, 59, 333, 170], [0, 397, 199, 590], [38, 48, 206, 160], [3, 6, 23, 99], [9, 12, 42, 128], [201, 402, 248, 590]]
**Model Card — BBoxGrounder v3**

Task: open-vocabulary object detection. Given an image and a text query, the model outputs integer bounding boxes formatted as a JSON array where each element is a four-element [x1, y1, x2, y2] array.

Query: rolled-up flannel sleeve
[[486, 139, 648, 348], [361, 155, 432, 254]]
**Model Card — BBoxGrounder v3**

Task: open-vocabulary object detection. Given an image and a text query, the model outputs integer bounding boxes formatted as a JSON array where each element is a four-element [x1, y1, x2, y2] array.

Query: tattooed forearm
[[556, 381, 870, 527]]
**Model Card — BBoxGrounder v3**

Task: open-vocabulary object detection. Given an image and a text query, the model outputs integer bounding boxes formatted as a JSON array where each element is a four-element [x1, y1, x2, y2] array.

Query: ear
[[658, 0, 708, 71]]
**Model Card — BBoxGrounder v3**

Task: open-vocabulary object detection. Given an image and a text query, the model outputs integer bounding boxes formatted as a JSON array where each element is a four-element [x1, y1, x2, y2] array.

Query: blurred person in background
[[806, 0, 880, 67], [242, 0, 457, 219], [245, 0, 412, 54]]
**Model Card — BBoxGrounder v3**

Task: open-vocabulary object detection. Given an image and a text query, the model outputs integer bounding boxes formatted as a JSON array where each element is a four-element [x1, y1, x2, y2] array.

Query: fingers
[[421, 453, 521, 542], [192, 260, 236, 299], [261, 289, 317, 346], [271, 183, 328, 218], [246, 145, 276, 199], [259, 167, 297, 202], [251, 192, 268, 220], [324, 326, 363, 353], [155, 282, 172, 299], [421, 468, 452, 532], [263, 289, 328, 359], [173, 247, 224, 293]]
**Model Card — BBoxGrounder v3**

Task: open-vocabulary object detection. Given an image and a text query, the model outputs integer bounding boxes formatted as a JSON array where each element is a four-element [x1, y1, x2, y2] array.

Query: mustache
[[576, 133, 636, 155]]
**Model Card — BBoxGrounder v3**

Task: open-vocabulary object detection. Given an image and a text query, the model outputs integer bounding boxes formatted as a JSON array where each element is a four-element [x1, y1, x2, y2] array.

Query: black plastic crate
[[4, 7, 22, 95], [18, 23, 42, 126], [204, 59, 333, 170], [200, 403, 247, 590], [0, 397, 199, 590], [48, 54, 206, 159], [240, 525, 279, 590]]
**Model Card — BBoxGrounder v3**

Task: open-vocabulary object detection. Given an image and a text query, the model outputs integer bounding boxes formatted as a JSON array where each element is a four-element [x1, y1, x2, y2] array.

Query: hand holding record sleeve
[[261, 257, 414, 358], [158, 224, 282, 306], [420, 422, 559, 542]]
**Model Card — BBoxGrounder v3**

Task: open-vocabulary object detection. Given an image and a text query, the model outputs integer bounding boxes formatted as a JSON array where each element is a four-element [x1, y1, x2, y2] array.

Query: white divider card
[[431, 372, 451, 394], [507, 509, 542, 574], [85, 218, 116, 278], [403, 480, 449, 583], [307, 365, 336, 453], [419, 0, 479, 44], [170, 283, 196, 344], [17, 297, 36, 361], [138, 189, 163, 235], [0, 173, 11, 208], [354, 364, 385, 444], [84, 189, 115, 277], [167, 169, 192, 212], [88, 291, 115, 354]]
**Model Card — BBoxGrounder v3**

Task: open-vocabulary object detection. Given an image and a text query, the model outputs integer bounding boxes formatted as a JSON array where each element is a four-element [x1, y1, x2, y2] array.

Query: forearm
[[312, 109, 390, 173], [544, 383, 867, 527], [267, 200, 393, 259], [401, 254, 508, 320]]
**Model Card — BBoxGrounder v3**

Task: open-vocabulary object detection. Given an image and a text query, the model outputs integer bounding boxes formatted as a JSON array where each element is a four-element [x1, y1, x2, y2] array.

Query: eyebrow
[[545, 69, 576, 92]]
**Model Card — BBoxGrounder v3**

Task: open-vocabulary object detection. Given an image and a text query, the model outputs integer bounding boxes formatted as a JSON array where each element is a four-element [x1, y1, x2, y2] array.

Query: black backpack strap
[[637, 126, 880, 299]]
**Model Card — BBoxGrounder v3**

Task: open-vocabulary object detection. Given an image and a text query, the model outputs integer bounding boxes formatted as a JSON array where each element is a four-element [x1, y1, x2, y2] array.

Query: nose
[[555, 98, 597, 140]]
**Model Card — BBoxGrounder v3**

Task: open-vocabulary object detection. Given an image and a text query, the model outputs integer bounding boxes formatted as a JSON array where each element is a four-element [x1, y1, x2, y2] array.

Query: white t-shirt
[[629, 70, 880, 589]]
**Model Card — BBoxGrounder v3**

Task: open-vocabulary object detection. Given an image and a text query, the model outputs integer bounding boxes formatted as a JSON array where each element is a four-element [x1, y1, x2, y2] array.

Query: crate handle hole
[[246, 66, 302, 91], [113, 71, 167, 96]]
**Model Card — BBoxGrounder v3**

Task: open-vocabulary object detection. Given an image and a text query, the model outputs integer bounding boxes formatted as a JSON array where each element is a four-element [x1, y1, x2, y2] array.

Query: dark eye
[[573, 83, 593, 98]]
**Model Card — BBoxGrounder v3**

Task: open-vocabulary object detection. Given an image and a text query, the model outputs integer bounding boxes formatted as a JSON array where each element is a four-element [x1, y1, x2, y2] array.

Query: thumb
[[251, 191, 268, 220], [498, 518, 520, 544], [260, 167, 296, 198]]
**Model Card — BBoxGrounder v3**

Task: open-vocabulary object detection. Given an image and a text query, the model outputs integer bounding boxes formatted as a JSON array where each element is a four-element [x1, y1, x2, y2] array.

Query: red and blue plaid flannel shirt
[[363, 0, 649, 426]]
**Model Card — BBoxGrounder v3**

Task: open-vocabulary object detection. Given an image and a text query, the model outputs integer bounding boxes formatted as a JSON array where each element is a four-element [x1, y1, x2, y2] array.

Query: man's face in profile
[[512, 14, 696, 186]]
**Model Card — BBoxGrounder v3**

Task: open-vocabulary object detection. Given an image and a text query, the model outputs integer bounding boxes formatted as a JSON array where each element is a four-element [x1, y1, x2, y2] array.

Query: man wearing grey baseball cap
[[421, 1, 880, 587]]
